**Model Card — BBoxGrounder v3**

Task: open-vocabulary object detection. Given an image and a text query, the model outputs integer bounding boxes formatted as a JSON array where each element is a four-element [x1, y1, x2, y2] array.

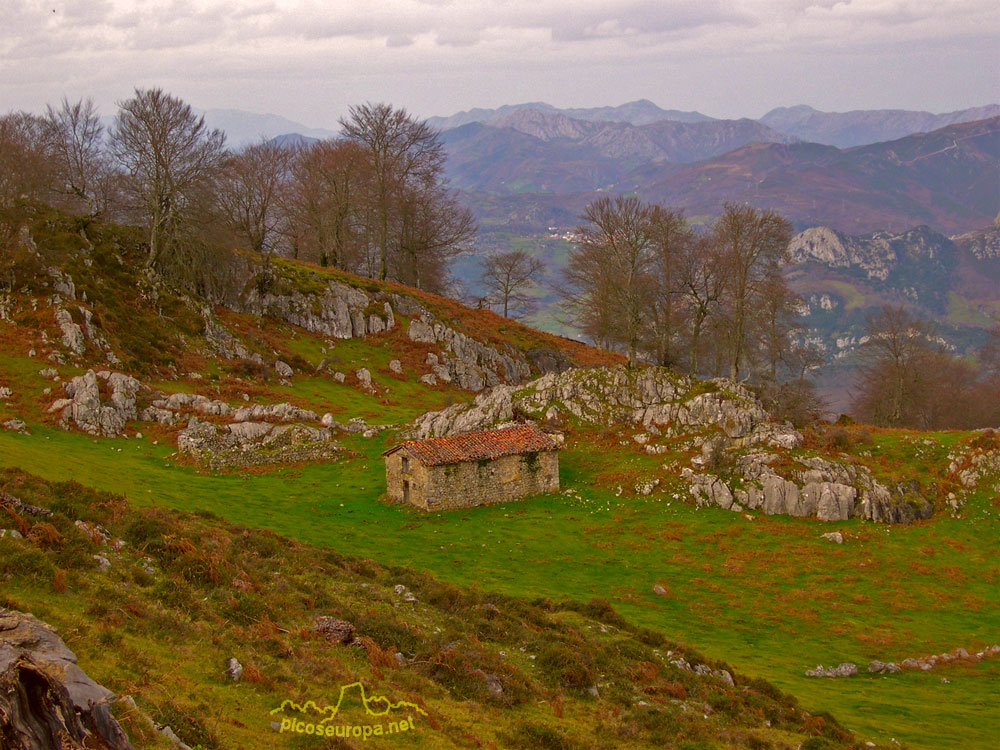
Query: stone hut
[[383, 424, 560, 511]]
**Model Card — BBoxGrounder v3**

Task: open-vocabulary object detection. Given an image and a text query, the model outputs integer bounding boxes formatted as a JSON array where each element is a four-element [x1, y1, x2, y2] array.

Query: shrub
[[224, 591, 270, 625], [0, 541, 54, 580], [824, 427, 851, 450], [800, 738, 837, 750], [124, 518, 169, 550], [150, 701, 220, 750], [537, 642, 597, 690], [498, 721, 574, 750]]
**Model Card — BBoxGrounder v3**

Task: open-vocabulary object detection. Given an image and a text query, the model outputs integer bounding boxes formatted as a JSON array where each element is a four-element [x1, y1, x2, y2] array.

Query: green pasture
[[1, 421, 997, 749]]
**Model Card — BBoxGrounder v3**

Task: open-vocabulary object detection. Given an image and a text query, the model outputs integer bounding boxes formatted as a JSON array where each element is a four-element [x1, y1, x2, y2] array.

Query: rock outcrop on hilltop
[[0, 608, 133, 749], [952, 215, 1000, 260], [407, 315, 530, 390], [242, 279, 396, 340], [410, 365, 800, 447]]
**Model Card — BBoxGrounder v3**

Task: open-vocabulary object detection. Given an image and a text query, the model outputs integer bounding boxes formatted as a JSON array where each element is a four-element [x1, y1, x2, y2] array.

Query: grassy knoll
[[2, 422, 997, 749]]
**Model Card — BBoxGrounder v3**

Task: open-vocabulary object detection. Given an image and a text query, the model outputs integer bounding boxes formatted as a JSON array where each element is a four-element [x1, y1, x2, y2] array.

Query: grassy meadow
[[2, 417, 997, 749]]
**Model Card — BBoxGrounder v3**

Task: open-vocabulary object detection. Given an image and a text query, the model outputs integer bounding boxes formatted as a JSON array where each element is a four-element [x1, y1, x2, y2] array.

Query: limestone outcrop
[[410, 365, 799, 446], [177, 417, 339, 470], [948, 435, 1000, 489], [406, 314, 530, 391], [54, 370, 147, 438], [685, 452, 933, 523], [221, 275, 534, 391], [0, 608, 133, 749], [241, 279, 395, 340]]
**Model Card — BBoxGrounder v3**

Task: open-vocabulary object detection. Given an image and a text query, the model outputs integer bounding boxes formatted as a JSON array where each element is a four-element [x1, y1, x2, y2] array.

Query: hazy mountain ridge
[[760, 103, 1000, 147], [635, 117, 1000, 234], [426, 98, 713, 131], [485, 108, 796, 163], [440, 112, 799, 194]]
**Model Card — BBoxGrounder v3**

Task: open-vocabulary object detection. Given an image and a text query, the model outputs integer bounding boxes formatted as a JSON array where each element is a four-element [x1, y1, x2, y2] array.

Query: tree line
[[0, 89, 473, 296], [560, 196, 817, 412]]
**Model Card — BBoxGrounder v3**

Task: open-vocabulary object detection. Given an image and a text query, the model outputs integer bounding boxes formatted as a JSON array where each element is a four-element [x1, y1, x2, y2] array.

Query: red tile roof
[[384, 424, 559, 467]]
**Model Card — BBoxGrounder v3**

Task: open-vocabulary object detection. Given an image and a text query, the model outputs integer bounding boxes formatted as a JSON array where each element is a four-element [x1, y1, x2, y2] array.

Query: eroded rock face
[[687, 452, 934, 523], [54, 308, 86, 356], [243, 280, 395, 340], [406, 314, 529, 391], [0, 608, 133, 749], [222, 277, 533, 392]]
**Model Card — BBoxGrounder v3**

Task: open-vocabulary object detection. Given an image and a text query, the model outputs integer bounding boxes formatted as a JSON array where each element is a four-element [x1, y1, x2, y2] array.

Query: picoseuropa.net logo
[[269, 681, 428, 741]]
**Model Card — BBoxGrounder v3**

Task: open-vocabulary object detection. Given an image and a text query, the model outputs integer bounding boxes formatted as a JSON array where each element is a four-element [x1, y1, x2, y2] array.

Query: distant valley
[[204, 99, 1000, 404]]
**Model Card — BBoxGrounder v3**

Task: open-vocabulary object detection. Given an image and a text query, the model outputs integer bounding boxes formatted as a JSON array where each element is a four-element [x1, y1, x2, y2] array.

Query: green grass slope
[[1, 468, 856, 750], [1, 207, 998, 749]]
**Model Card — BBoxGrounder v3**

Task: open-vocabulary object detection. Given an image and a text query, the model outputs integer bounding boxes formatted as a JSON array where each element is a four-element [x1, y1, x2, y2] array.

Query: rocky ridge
[[230, 273, 532, 392], [787, 225, 955, 282], [176, 418, 339, 470], [410, 365, 797, 446], [684, 451, 933, 524], [46, 369, 395, 469]]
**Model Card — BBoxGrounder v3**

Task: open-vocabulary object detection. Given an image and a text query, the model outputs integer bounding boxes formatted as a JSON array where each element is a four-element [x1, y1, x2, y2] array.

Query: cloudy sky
[[2, 0, 998, 127]]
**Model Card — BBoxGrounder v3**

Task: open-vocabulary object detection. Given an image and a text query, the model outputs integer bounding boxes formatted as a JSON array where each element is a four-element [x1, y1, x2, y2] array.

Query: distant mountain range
[[438, 113, 797, 192], [200, 99, 998, 236], [636, 117, 1000, 234], [759, 104, 1000, 148], [446, 115, 999, 235], [204, 99, 999, 149], [426, 99, 713, 131]]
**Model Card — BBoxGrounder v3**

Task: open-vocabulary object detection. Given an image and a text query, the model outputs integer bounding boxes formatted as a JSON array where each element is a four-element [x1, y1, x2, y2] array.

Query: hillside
[[1, 208, 1000, 748], [635, 117, 1000, 235], [4, 468, 844, 750], [785, 220, 1000, 409]]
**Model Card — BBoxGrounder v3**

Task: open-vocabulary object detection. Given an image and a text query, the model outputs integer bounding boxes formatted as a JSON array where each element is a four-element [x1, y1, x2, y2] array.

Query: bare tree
[[479, 249, 544, 318], [566, 196, 656, 366], [852, 305, 938, 426], [0, 112, 54, 211], [712, 203, 793, 380], [675, 235, 725, 376], [340, 103, 446, 281], [110, 88, 226, 269], [218, 138, 294, 261], [981, 326, 1000, 378], [646, 205, 692, 366], [44, 98, 112, 216], [756, 270, 805, 384], [395, 183, 474, 294], [285, 138, 370, 269]]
